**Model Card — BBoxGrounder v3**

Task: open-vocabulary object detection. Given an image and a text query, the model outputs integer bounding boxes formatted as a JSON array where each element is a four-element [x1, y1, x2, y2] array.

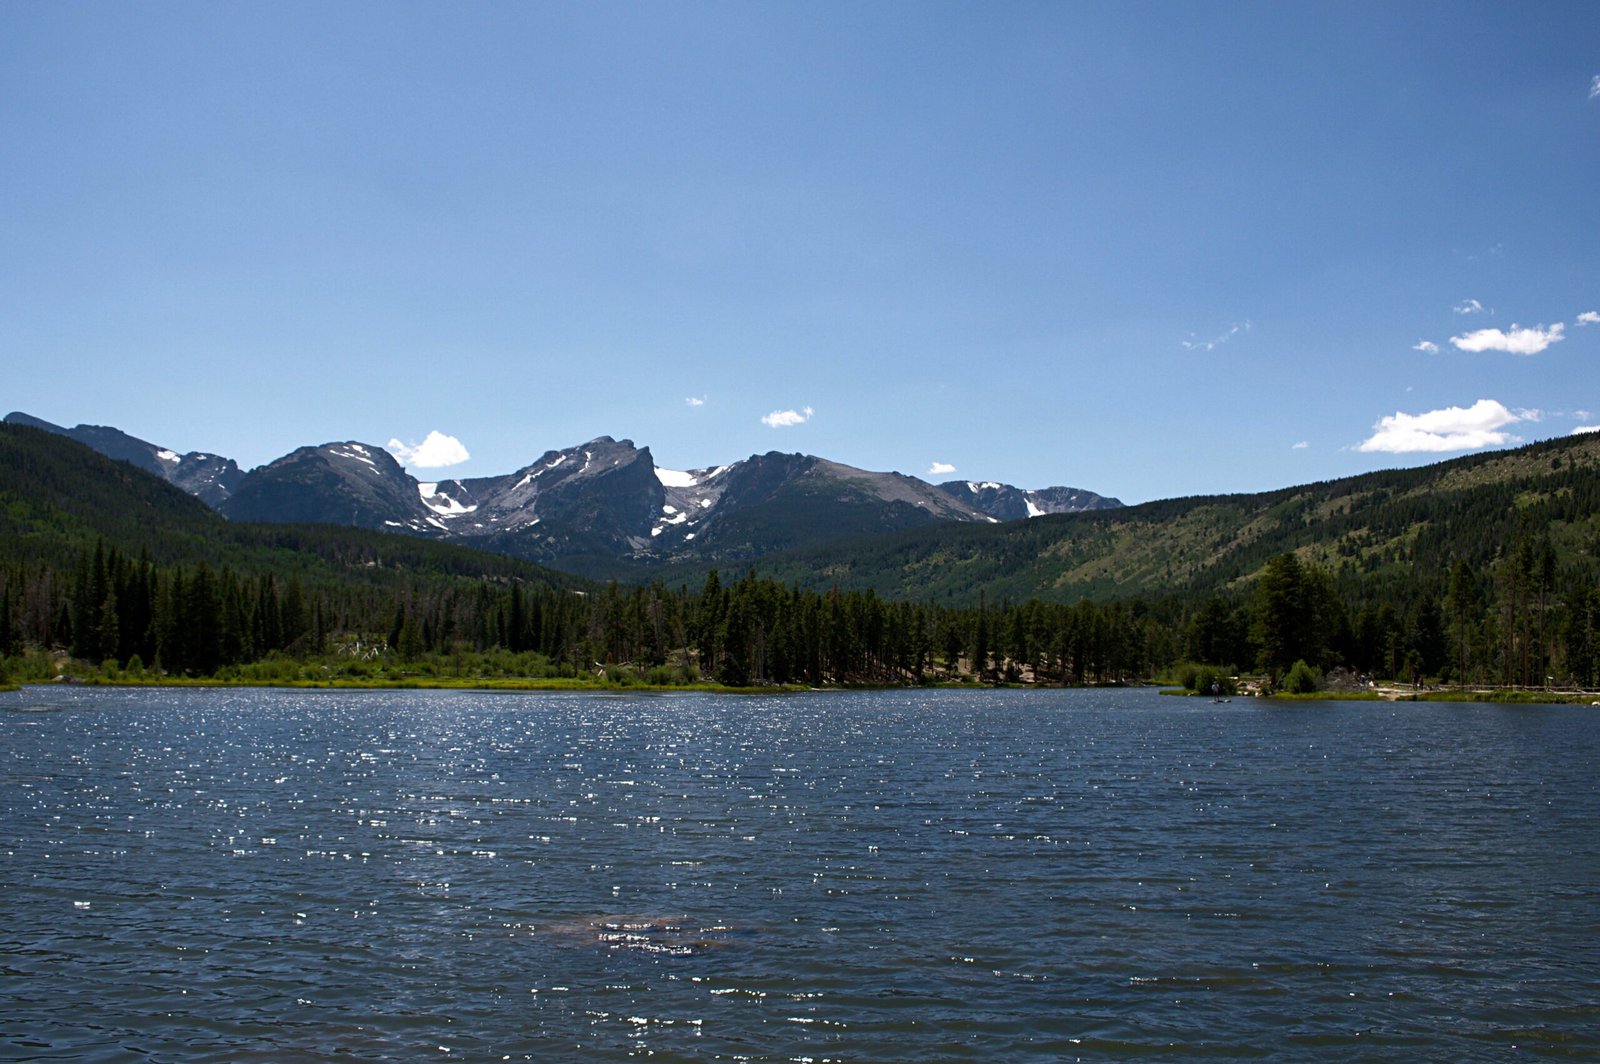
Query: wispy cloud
[[1453, 298, 1490, 315], [928, 461, 956, 475], [761, 405, 814, 428], [685, 396, 705, 407], [1412, 340, 1440, 353], [1291, 441, 1309, 450], [1450, 323, 1564, 355], [1357, 399, 1523, 454], [1181, 320, 1251, 352], [1574, 424, 1600, 435], [1590, 75, 1600, 101], [387, 430, 470, 469], [1577, 311, 1600, 326]]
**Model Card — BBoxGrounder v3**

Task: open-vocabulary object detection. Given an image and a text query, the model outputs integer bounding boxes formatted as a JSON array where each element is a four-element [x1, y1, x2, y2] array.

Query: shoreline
[[5, 676, 1597, 704], [6, 676, 802, 696], [1162, 685, 1600, 706]]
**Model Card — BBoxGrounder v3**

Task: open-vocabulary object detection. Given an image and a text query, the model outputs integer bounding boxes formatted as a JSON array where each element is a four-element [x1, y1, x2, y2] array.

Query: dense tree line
[[0, 540, 1174, 686], [1179, 522, 1600, 689], [6, 528, 1597, 691]]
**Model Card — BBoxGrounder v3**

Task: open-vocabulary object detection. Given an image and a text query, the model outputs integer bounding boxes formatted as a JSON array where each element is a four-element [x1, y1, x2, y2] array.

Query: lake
[[2, 685, 1597, 1061]]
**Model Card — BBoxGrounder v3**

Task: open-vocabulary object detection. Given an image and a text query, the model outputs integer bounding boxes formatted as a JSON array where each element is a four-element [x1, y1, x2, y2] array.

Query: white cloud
[[761, 405, 814, 428], [1357, 399, 1523, 454], [1572, 424, 1600, 435], [1577, 311, 1600, 326], [1453, 298, 1489, 315], [387, 430, 470, 469], [1181, 320, 1251, 352], [1590, 75, 1600, 101], [685, 396, 705, 407], [1449, 323, 1565, 355], [1412, 340, 1440, 353], [1291, 441, 1309, 450], [928, 461, 957, 475]]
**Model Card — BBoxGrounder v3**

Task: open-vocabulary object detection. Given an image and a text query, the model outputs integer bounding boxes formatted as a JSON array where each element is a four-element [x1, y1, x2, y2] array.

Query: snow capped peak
[[156, 449, 180, 463]]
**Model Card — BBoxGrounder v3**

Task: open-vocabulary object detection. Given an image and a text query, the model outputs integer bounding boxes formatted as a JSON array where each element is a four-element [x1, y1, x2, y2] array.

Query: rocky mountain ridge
[[4, 410, 1120, 574], [6, 411, 244, 508]]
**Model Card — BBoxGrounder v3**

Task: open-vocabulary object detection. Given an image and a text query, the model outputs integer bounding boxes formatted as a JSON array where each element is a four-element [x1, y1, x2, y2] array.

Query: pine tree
[[96, 586, 120, 667], [971, 594, 989, 681], [1251, 553, 1311, 679]]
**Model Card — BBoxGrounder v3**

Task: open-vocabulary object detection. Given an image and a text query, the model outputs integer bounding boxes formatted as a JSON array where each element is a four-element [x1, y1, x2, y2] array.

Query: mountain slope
[[220, 442, 435, 531], [431, 437, 668, 556], [5, 411, 244, 507], [647, 453, 993, 564], [699, 432, 1600, 604], [0, 421, 226, 569], [939, 480, 1121, 519]]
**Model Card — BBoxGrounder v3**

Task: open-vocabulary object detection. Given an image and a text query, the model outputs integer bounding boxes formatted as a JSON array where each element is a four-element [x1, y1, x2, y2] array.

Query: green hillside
[[710, 432, 1600, 604]]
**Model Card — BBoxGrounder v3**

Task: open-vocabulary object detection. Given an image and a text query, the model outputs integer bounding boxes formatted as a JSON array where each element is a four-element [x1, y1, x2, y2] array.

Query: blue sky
[[4, 2, 1598, 503]]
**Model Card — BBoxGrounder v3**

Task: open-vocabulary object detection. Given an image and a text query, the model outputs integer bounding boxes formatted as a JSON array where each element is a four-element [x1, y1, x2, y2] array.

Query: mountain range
[[6, 414, 1599, 617], [4, 412, 1120, 577]]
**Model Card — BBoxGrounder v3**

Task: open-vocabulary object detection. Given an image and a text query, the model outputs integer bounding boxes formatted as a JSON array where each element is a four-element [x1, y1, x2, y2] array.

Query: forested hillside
[[727, 432, 1600, 605]]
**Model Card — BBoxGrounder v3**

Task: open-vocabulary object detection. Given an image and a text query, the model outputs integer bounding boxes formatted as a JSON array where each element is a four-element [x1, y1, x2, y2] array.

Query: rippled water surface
[[3, 686, 1598, 1060]]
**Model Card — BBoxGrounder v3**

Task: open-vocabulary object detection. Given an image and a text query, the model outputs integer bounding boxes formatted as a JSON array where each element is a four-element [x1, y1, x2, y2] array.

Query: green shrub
[[1283, 659, 1320, 694], [1175, 661, 1201, 691], [1185, 664, 1237, 696]]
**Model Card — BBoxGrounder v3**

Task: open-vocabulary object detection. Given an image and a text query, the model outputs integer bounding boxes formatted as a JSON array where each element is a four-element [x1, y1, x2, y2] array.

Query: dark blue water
[[2, 686, 1597, 1061]]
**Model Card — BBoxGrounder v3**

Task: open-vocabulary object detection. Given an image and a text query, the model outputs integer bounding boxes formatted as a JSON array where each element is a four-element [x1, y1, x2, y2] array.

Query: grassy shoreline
[[8, 673, 1596, 703], [1161, 686, 1600, 705], [6, 675, 806, 695]]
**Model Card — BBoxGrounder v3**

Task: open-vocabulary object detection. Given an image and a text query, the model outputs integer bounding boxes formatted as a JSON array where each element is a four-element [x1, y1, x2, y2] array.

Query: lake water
[[2, 685, 1597, 1061]]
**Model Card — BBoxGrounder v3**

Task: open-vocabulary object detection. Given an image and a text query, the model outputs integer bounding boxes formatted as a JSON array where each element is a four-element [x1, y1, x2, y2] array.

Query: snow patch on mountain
[[656, 468, 699, 488], [417, 483, 478, 517], [329, 446, 378, 469]]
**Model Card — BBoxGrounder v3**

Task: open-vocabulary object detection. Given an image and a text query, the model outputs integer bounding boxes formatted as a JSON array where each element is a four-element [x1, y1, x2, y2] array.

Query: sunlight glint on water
[[2, 686, 1597, 1061]]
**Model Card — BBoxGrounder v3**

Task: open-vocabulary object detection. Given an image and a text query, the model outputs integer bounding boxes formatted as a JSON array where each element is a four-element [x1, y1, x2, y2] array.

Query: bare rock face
[[220, 443, 431, 531], [939, 480, 1122, 521]]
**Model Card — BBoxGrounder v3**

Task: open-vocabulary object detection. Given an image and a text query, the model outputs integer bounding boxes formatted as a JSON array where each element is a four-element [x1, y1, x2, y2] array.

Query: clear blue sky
[[4, 1, 1598, 503]]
